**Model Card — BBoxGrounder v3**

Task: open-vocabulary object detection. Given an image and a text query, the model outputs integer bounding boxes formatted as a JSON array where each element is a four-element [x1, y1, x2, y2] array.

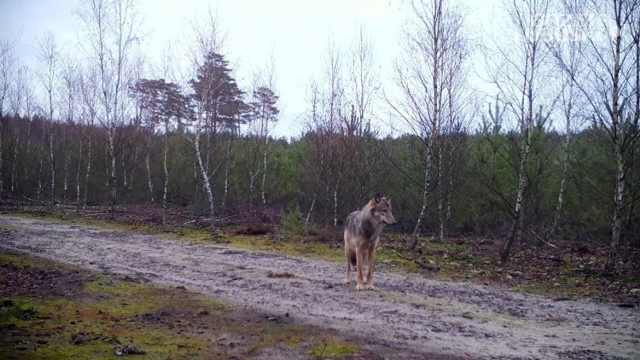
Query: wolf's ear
[[386, 195, 392, 202], [374, 193, 381, 203]]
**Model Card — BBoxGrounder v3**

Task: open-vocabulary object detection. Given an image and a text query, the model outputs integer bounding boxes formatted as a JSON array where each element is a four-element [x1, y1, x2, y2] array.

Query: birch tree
[[388, 0, 468, 250], [555, 0, 640, 273], [546, 0, 587, 239], [35, 32, 61, 211], [77, 0, 141, 216], [191, 52, 240, 226], [486, 0, 554, 261], [0, 38, 16, 192], [78, 68, 99, 211], [437, 7, 470, 241], [187, 11, 219, 225], [306, 38, 347, 226], [60, 57, 80, 210], [343, 26, 383, 210], [9, 61, 31, 194]]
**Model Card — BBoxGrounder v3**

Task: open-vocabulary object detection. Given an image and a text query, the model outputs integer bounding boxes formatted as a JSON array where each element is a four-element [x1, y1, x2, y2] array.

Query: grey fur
[[344, 196, 396, 290], [345, 209, 386, 246]]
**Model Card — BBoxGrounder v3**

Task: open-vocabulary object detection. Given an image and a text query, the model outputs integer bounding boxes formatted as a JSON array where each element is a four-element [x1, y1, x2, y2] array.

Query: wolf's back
[[344, 210, 362, 234]]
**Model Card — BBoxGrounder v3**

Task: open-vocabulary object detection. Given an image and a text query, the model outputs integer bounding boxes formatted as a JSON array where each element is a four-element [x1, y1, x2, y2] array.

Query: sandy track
[[0, 215, 637, 359]]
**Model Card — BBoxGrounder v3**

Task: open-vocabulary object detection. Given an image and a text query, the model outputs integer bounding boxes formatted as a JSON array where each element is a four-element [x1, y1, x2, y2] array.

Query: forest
[[1, 0, 639, 275]]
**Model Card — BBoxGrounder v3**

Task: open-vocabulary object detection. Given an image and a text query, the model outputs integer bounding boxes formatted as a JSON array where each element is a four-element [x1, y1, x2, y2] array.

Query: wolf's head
[[370, 193, 397, 226]]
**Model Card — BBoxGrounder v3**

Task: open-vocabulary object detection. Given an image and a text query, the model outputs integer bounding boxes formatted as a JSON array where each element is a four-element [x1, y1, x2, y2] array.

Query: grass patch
[[427, 239, 471, 253], [310, 341, 358, 358], [0, 223, 30, 232], [228, 234, 345, 261], [83, 274, 148, 296], [0, 252, 42, 269]]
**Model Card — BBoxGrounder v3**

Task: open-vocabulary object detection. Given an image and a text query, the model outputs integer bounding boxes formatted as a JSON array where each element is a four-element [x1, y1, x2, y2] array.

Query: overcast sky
[[0, 0, 504, 138]]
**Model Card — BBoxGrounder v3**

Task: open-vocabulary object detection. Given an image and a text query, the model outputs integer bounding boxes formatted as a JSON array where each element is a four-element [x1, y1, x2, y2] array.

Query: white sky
[[1, 0, 505, 138]]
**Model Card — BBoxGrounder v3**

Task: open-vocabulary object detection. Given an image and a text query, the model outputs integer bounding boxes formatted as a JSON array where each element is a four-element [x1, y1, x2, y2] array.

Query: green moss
[[310, 341, 358, 358], [511, 277, 598, 298], [166, 227, 216, 242], [1, 290, 211, 359], [0, 252, 40, 268], [281, 333, 303, 346], [0, 223, 30, 231], [227, 234, 345, 262], [376, 248, 418, 270], [83, 275, 146, 295], [29, 341, 114, 359]]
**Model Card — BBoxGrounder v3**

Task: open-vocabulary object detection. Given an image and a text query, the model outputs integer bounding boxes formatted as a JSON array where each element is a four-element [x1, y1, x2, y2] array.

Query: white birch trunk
[[222, 132, 232, 210], [146, 151, 154, 203], [437, 141, 444, 241], [549, 128, 571, 237], [446, 144, 453, 223], [108, 129, 117, 216], [162, 131, 169, 224], [62, 152, 70, 209], [24, 121, 32, 184], [75, 138, 83, 213], [261, 137, 269, 205], [105, 146, 110, 187], [49, 128, 55, 210], [191, 151, 199, 219], [502, 129, 532, 260], [83, 141, 92, 211], [333, 181, 339, 227], [10, 135, 18, 192], [605, 7, 630, 274], [205, 131, 211, 174], [606, 142, 625, 273], [194, 129, 215, 228], [305, 193, 317, 224], [409, 144, 432, 250]]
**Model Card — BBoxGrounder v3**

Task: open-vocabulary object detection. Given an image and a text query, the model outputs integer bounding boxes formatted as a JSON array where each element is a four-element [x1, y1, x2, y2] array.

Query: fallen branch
[[530, 230, 557, 248], [21, 196, 44, 205], [393, 250, 440, 272]]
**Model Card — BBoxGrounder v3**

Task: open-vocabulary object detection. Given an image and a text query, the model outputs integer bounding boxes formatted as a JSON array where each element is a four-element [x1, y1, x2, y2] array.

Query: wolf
[[344, 193, 397, 290]]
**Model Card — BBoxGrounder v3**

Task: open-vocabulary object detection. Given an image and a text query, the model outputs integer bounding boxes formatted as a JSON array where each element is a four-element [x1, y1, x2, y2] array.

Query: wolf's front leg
[[366, 245, 377, 290], [355, 246, 365, 290]]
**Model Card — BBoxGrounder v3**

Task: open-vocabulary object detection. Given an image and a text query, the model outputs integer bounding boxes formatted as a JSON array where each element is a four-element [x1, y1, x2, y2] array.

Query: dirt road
[[0, 215, 637, 359]]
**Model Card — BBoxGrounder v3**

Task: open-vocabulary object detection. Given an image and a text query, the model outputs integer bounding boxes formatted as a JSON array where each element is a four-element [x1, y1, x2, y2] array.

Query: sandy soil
[[0, 215, 638, 360]]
